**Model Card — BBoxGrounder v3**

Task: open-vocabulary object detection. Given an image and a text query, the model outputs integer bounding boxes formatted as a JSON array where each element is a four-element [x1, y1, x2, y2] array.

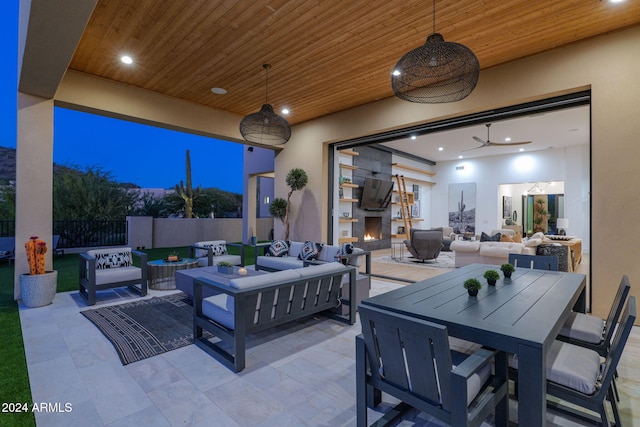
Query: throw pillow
[[95, 252, 132, 269], [298, 241, 323, 261], [500, 234, 514, 243], [266, 240, 290, 257], [338, 242, 354, 256], [480, 232, 501, 242], [210, 242, 227, 256]]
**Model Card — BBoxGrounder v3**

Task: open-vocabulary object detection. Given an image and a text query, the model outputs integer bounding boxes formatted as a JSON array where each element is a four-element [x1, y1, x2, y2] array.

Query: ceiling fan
[[465, 123, 532, 151]]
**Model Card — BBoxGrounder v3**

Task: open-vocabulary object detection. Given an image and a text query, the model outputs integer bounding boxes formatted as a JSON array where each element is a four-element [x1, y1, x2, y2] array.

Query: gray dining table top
[[361, 263, 586, 352]]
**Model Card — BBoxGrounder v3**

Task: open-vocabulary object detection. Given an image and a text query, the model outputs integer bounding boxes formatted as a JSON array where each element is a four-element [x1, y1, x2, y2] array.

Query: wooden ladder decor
[[394, 174, 413, 239]]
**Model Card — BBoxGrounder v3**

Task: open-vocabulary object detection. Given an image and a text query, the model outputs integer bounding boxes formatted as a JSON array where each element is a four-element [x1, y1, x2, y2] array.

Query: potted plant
[[500, 263, 515, 279], [463, 278, 482, 296], [483, 269, 500, 286], [248, 227, 257, 246], [19, 236, 57, 308], [217, 261, 235, 275]]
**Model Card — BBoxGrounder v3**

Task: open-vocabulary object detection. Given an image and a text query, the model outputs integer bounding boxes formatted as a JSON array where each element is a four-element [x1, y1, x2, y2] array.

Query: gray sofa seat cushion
[[559, 312, 605, 344], [317, 245, 340, 262], [294, 261, 347, 277], [94, 266, 141, 285], [256, 255, 304, 271], [202, 294, 234, 329], [229, 269, 301, 290]]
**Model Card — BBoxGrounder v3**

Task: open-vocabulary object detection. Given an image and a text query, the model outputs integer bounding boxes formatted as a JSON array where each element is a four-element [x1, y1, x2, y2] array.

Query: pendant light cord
[[263, 63, 271, 104], [432, 0, 436, 34]]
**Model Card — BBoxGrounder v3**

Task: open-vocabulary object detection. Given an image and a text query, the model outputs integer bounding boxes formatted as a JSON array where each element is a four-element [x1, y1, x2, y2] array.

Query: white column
[[14, 93, 54, 299]]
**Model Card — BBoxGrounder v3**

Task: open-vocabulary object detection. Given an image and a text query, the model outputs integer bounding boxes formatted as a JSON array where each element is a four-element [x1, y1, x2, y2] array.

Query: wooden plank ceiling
[[69, 0, 640, 125]]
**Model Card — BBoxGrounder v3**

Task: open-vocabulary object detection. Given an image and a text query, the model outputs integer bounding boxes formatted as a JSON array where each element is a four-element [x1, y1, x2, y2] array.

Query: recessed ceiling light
[[458, 155, 463, 159], [438, 147, 443, 151], [519, 148, 525, 152], [211, 87, 227, 95], [120, 55, 133, 64], [505, 137, 511, 142], [281, 108, 290, 115], [410, 135, 417, 140], [609, 0, 625, 3]]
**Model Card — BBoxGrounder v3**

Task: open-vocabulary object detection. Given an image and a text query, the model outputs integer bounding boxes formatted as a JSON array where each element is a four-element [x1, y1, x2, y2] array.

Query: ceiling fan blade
[[472, 136, 486, 144], [462, 145, 484, 152], [485, 140, 532, 146]]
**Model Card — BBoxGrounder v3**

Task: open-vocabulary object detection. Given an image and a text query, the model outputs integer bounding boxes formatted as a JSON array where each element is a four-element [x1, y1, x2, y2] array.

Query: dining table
[[360, 263, 586, 427]]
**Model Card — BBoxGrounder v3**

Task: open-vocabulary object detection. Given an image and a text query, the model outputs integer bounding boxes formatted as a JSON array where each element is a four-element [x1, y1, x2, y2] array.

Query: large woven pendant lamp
[[391, 0, 479, 103], [239, 64, 291, 145]]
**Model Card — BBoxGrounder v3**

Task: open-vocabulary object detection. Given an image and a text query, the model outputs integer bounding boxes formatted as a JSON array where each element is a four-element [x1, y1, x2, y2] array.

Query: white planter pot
[[20, 270, 57, 308]]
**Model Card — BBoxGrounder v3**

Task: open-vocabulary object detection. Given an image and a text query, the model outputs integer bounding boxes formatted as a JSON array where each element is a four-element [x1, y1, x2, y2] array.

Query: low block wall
[[127, 217, 273, 249]]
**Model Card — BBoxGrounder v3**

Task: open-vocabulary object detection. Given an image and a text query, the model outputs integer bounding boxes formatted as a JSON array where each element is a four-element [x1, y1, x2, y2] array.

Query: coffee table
[[175, 266, 266, 299], [147, 258, 199, 290]]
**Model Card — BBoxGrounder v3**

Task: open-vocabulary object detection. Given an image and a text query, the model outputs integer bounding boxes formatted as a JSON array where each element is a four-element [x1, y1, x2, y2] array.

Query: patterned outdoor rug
[[81, 292, 202, 365], [374, 250, 455, 270]]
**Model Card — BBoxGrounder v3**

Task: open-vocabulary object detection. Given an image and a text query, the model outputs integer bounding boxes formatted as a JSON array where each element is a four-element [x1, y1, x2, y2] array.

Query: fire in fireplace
[[364, 217, 382, 241]]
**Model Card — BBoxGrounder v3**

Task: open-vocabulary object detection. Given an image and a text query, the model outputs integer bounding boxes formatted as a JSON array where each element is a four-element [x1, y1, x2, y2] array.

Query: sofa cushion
[[294, 262, 347, 278], [266, 240, 290, 257], [298, 241, 323, 261], [500, 233, 522, 243], [87, 248, 133, 269], [480, 242, 524, 257], [95, 266, 141, 285], [318, 244, 340, 262], [229, 269, 300, 290], [491, 229, 517, 238], [450, 240, 481, 252], [202, 294, 234, 329], [257, 256, 303, 271], [288, 241, 304, 257], [480, 232, 501, 242]]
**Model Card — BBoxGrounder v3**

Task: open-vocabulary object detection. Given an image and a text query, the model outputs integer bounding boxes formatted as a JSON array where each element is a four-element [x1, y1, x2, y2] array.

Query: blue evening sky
[[1, 4, 245, 194]]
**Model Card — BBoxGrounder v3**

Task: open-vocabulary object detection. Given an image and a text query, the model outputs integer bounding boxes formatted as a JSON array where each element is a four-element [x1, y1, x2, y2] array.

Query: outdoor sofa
[[193, 261, 357, 371]]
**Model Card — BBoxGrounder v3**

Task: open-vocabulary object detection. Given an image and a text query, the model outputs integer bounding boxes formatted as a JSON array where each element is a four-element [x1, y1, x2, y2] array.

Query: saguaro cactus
[[175, 150, 200, 218], [458, 191, 466, 220], [25, 236, 47, 275]]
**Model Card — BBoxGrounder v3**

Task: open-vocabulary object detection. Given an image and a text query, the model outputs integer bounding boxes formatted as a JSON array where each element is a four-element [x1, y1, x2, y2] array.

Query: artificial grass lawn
[[0, 243, 254, 426]]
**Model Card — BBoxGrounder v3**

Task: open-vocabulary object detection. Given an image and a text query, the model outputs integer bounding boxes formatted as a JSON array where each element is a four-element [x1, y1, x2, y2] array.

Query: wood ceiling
[[69, 0, 640, 126]]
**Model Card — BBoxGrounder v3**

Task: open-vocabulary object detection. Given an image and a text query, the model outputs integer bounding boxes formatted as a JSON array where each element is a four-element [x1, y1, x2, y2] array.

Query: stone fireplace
[[363, 217, 382, 242]]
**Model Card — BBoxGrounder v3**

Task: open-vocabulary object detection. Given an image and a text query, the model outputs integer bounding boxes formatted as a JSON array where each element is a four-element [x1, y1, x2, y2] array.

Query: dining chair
[[356, 304, 508, 427], [558, 275, 631, 356], [508, 253, 558, 271], [509, 296, 635, 427]]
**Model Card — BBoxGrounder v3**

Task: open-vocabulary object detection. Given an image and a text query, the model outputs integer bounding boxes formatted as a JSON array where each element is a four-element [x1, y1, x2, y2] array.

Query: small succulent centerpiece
[[166, 251, 180, 262], [20, 236, 57, 308], [217, 261, 235, 274], [500, 263, 515, 279], [483, 269, 500, 286], [463, 278, 482, 296]]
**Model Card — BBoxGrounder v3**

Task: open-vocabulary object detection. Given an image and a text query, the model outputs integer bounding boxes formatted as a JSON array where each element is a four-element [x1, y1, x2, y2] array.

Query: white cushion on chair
[[94, 266, 141, 285], [202, 294, 234, 329], [510, 340, 601, 395], [451, 350, 492, 405], [559, 312, 605, 344]]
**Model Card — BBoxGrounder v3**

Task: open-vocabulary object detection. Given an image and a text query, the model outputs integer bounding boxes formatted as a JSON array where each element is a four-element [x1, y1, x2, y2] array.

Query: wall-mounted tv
[[360, 178, 393, 211]]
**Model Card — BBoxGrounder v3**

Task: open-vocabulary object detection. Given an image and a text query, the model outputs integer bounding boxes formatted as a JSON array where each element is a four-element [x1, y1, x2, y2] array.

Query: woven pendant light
[[240, 64, 291, 145], [391, 1, 479, 103]]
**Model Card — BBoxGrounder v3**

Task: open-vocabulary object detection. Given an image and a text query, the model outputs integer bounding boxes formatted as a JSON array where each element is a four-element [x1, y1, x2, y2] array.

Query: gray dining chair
[[356, 304, 508, 427], [558, 275, 631, 356], [548, 296, 633, 426], [508, 253, 558, 271]]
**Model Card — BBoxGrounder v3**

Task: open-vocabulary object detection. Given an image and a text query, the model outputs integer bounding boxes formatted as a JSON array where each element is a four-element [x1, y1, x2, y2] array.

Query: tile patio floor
[[20, 278, 640, 426]]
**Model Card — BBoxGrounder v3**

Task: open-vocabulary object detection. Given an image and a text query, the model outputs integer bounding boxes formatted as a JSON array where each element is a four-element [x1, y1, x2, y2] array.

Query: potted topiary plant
[[463, 278, 482, 296], [500, 263, 515, 279], [19, 236, 57, 308], [483, 269, 500, 286], [217, 261, 235, 275]]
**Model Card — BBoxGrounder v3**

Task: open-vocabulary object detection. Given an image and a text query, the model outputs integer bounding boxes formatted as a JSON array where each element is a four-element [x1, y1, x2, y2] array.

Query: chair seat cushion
[[94, 266, 141, 285], [451, 350, 492, 405], [559, 312, 605, 344], [510, 340, 601, 395]]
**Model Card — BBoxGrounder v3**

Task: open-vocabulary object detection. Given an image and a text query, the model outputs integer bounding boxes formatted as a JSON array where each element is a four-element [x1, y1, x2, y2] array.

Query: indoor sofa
[[450, 230, 543, 268]]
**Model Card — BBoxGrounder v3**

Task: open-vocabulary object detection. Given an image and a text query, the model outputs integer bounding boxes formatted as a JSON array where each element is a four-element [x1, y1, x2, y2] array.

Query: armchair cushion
[[95, 266, 141, 286]]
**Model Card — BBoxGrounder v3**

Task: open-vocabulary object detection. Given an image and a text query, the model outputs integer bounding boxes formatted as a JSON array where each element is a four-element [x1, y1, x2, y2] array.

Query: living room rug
[[374, 250, 455, 270], [81, 292, 203, 365]]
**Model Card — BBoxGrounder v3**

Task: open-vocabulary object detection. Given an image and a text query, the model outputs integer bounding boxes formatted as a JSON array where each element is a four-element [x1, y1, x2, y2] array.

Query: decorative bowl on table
[[164, 256, 182, 262]]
